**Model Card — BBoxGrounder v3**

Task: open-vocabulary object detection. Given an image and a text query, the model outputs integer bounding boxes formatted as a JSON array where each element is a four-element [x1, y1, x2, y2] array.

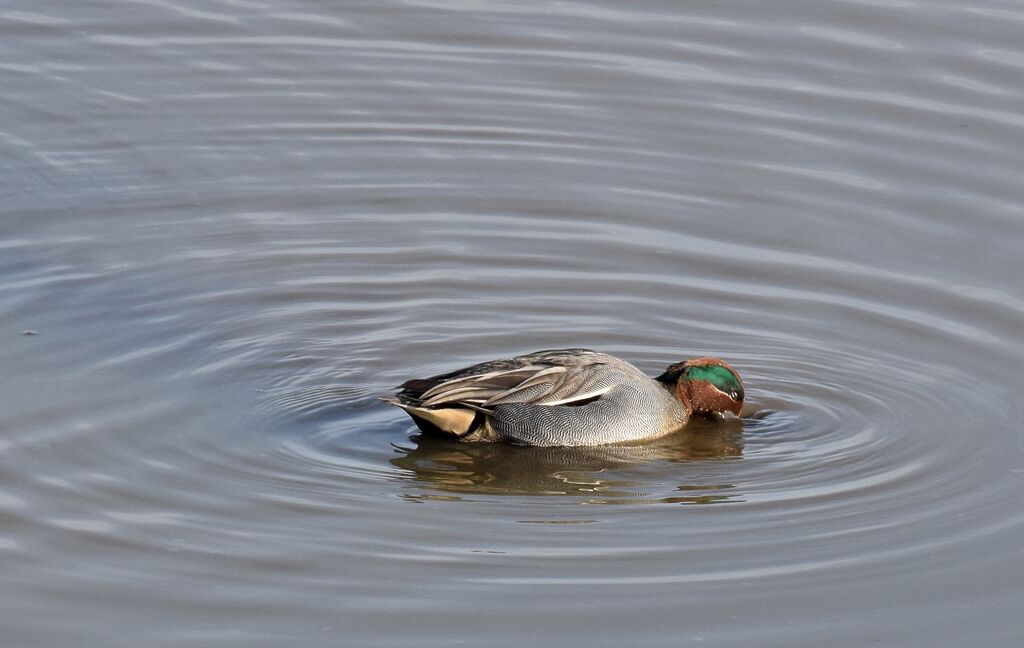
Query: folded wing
[[397, 349, 615, 410]]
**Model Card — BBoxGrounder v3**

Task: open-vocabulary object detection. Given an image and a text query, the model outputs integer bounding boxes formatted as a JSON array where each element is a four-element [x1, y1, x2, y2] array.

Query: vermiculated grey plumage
[[386, 349, 689, 446]]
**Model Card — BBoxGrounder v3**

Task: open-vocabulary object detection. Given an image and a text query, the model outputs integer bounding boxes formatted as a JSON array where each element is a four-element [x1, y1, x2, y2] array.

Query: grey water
[[3, 1, 1024, 646]]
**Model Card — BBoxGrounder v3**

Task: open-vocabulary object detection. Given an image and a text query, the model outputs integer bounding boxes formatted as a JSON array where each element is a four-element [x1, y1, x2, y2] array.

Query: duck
[[383, 348, 744, 447]]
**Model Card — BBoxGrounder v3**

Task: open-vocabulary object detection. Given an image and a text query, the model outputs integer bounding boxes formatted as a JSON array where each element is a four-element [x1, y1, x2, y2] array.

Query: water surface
[[3, 1, 1024, 646]]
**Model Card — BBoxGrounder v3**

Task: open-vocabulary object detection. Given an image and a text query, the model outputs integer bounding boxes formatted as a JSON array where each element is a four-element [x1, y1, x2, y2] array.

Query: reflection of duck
[[383, 349, 744, 446], [389, 417, 744, 500]]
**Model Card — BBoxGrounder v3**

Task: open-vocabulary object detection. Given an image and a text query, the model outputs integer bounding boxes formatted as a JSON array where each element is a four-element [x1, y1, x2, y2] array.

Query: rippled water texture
[[4, 1, 1024, 646]]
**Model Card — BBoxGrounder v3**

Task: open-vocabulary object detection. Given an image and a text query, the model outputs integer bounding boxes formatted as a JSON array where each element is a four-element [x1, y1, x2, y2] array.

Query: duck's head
[[656, 357, 744, 418]]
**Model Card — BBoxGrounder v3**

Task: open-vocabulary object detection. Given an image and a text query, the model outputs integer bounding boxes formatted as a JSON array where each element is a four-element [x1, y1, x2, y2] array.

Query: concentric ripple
[[3, 0, 1024, 646]]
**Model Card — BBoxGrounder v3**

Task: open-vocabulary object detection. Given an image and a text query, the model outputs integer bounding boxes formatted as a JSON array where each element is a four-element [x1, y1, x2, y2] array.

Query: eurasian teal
[[384, 349, 744, 447]]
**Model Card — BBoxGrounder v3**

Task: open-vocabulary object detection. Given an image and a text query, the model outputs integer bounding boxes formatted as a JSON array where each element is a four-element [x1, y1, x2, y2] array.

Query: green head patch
[[684, 365, 743, 399]]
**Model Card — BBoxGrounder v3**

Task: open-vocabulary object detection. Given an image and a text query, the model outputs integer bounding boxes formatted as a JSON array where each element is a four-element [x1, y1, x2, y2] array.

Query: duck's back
[[388, 349, 688, 446]]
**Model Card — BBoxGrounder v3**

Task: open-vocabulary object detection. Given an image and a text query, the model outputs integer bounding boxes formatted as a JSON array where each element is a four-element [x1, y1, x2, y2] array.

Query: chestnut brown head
[[656, 357, 744, 418]]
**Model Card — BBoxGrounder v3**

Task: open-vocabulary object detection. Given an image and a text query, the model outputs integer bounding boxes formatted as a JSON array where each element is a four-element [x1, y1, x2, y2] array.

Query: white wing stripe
[[480, 366, 567, 405], [543, 386, 613, 406]]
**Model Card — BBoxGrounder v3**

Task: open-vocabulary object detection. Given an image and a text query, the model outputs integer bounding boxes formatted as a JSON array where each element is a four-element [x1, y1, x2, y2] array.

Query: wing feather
[[396, 349, 618, 410]]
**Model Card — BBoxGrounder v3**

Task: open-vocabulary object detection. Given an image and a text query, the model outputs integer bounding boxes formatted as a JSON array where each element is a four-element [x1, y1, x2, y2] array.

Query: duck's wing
[[395, 348, 619, 410]]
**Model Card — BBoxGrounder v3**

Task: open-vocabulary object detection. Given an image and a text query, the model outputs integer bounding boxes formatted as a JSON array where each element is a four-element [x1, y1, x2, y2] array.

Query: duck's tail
[[380, 397, 486, 439]]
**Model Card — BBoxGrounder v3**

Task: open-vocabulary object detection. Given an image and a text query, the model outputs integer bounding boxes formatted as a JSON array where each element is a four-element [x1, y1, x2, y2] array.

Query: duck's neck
[[656, 380, 691, 423], [673, 379, 697, 414]]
